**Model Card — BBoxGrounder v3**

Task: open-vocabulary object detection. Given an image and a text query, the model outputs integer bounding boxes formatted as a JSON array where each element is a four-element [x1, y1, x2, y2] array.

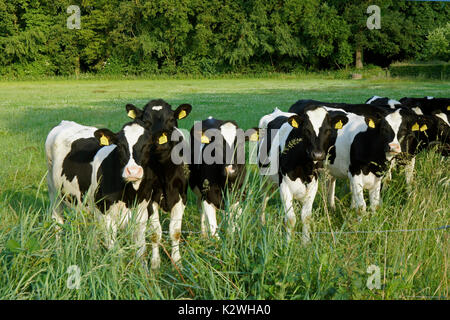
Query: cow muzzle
[[388, 142, 401, 154], [123, 165, 144, 182], [310, 150, 326, 161]]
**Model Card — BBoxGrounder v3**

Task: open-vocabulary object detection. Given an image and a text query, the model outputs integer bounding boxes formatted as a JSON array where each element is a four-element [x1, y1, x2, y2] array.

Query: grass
[[0, 77, 448, 299]]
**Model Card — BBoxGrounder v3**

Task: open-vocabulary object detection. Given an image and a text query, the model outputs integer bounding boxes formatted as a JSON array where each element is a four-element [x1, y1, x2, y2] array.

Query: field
[[0, 77, 448, 299]]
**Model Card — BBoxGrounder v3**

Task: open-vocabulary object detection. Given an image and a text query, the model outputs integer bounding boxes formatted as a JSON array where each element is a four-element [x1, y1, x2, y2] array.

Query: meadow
[[0, 76, 448, 299]]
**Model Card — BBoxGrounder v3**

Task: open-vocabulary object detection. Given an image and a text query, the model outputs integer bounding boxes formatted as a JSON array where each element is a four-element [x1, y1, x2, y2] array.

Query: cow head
[[289, 106, 349, 162], [94, 121, 151, 188], [364, 108, 425, 160], [125, 99, 192, 156], [191, 117, 245, 180]]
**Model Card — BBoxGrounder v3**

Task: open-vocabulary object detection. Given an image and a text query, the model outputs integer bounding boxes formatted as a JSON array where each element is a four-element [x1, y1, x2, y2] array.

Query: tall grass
[[0, 148, 448, 299]]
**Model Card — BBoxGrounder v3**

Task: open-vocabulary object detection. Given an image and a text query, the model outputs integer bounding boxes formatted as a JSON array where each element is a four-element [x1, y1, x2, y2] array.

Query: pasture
[[0, 77, 448, 299]]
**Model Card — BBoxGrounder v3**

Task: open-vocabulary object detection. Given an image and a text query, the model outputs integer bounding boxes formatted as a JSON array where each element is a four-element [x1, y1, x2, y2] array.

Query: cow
[[125, 99, 192, 268], [45, 119, 153, 262], [399, 97, 450, 117], [367, 96, 450, 157], [257, 106, 349, 243], [189, 117, 249, 238], [289, 100, 423, 212], [365, 96, 402, 109]]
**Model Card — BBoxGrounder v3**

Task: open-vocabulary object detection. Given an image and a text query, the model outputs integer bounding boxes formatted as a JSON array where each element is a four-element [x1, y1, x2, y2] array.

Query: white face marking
[[385, 110, 403, 154], [220, 122, 237, 147], [123, 124, 145, 183], [306, 107, 327, 137], [412, 107, 423, 115], [426, 96, 434, 100], [152, 106, 163, 111], [435, 113, 450, 126]]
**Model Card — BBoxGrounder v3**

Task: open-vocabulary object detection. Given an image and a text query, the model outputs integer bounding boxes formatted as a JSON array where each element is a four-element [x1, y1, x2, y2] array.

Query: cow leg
[[280, 180, 295, 242], [169, 197, 185, 265], [327, 176, 337, 211], [349, 174, 366, 212], [149, 202, 162, 269], [300, 179, 319, 244], [260, 194, 270, 225], [229, 201, 242, 233], [103, 213, 118, 250], [201, 200, 219, 238], [404, 156, 416, 185], [47, 177, 64, 236], [368, 177, 382, 211], [133, 201, 149, 259]]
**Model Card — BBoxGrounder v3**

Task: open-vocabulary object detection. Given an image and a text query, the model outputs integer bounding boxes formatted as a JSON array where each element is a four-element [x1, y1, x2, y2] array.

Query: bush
[[390, 62, 449, 80], [419, 23, 450, 62]]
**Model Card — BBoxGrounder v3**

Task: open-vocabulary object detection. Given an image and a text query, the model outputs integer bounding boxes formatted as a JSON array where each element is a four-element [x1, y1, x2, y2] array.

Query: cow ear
[[126, 104, 143, 119], [287, 115, 302, 129], [174, 103, 192, 120], [246, 128, 259, 142], [94, 129, 116, 146], [330, 114, 349, 130], [364, 117, 378, 129]]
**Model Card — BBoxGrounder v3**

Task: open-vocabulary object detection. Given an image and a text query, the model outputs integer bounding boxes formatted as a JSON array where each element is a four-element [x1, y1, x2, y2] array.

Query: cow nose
[[311, 151, 325, 161], [388, 143, 401, 154], [124, 166, 143, 181]]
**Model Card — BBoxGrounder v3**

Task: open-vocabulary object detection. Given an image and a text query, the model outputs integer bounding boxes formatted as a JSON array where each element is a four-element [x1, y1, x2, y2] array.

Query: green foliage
[[390, 62, 449, 80], [420, 23, 450, 62], [0, 0, 448, 76]]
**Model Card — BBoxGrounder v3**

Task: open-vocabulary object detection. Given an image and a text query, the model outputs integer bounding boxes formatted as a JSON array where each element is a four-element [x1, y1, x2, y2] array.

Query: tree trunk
[[355, 48, 363, 69]]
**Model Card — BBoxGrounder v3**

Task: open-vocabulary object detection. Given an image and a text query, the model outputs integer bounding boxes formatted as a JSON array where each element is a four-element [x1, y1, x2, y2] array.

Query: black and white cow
[[289, 100, 422, 212], [45, 119, 153, 260], [365, 96, 402, 109], [125, 99, 192, 268], [258, 106, 348, 243], [399, 97, 450, 117], [189, 117, 248, 238], [367, 96, 450, 156]]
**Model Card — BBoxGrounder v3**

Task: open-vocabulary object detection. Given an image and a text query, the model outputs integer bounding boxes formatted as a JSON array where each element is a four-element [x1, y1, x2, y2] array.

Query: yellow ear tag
[[178, 110, 187, 120], [335, 120, 343, 130], [127, 109, 136, 119], [368, 119, 375, 128], [411, 123, 419, 131], [420, 124, 428, 132], [447, 106, 450, 111], [249, 132, 259, 142], [290, 119, 299, 128], [201, 134, 210, 144], [158, 133, 168, 144], [100, 135, 109, 146]]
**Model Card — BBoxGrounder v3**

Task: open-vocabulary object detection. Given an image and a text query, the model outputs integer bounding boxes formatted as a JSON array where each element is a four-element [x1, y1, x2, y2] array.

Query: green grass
[[0, 77, 448, 299]]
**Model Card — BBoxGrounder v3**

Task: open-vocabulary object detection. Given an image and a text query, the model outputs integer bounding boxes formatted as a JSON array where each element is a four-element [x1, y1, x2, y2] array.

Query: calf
[[45, 119, 152, 259], [399, 97, 450, 117], [258, 106, 348, 243], [189, 117, 247, 238], [290, 100, 421, 211], [367, 96, 449, 157], [365, 96, 401, 109], [398, 97, 450, 154], [125, 99, 192, 268]]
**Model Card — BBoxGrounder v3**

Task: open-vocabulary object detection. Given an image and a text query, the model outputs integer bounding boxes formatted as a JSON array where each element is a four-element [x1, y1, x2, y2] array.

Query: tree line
[[0, 0, 448, 77]]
